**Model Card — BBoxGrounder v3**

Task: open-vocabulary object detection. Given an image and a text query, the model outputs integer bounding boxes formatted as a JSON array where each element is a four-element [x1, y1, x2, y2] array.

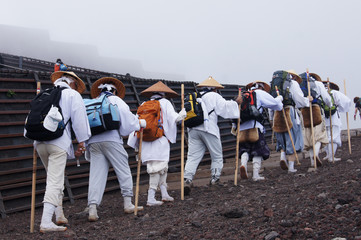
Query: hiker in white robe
[[298, 73, 332, 167], [270, 70, 310, 173], [128, 81, 186, 206], [235, 81, 283, 181], [322, 82, 352, 161], [25, 71, 91, 232], [183, 77, 241, 195], [86, 77, 145, 222]]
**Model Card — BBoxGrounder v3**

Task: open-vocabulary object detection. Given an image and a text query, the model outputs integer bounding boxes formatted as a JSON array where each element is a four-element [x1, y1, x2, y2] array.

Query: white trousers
[[184, 129, 223, 180], [326, 125, 341, 147], [87, 142, 133, 206], [36, 143, 67, 206]]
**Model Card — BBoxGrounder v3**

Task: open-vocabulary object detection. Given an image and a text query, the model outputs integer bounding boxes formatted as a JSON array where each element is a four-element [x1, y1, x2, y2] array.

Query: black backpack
[[270, 70, 294, 106], [240, 90, 264, 124], [25, 86, 67, 141], [184, 91, 214, 128]]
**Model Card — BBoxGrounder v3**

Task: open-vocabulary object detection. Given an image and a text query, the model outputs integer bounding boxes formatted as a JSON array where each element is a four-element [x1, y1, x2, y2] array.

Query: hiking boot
[[184, 179, 193, 196]]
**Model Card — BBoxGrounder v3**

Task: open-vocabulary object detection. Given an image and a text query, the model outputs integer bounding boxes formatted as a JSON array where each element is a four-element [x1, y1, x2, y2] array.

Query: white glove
[[176, 108, 187, 122], [276, 95, 283, 102], [139, 119, 146, 128]]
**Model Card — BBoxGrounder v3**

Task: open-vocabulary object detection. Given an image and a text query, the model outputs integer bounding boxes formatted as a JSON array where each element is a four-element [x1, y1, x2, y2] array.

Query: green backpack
[[270, 70, 294, 106], [320, 92, 337, 118]]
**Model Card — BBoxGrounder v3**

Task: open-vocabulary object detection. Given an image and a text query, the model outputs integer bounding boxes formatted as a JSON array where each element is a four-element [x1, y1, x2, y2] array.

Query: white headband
[[54, 76, 74, 85], [98, 83, 116, 92]]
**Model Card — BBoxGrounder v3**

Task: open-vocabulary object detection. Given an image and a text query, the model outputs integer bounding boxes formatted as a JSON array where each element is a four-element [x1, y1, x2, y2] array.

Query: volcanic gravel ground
[[1, 137, 361, 239]]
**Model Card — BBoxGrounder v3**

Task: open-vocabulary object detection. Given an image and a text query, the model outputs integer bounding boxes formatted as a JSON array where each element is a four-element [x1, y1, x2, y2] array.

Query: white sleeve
[[290, 80, 309, 108], [214, 93, 239, 119], [256, 90, 283, 111], [316, 81, 332, 107], [333, 90, 352, 113]]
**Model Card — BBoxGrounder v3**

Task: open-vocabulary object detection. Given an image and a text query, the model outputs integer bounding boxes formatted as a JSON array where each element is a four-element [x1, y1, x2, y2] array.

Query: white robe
[[30, 82, 91, 159], [189, 91, 239, 139], [239, 89, 283, 133], [128, 98, 179, 163], [87, 94, 141, 145], [324, 90, 352, 127]]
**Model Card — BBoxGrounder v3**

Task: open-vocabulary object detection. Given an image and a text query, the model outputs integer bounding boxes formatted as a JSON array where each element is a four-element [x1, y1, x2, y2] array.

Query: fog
[[1, 0, 361, 129]]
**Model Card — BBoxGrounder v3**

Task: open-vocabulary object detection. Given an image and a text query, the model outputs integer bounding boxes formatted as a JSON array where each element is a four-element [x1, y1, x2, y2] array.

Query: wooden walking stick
[[30, 81, 41, 233], [234, 88, 241, 186], [327, 78, 335, 163], [275, 86, 300, 165], [344, 79, 352, 154], [306, 69, 317, 169], [134, 128, 143, 216], [181, 84, 185, 200]]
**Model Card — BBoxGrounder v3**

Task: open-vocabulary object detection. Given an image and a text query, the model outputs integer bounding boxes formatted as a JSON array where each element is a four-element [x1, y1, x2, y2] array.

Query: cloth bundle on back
[[183, 76, 241, 195], [128, 81, 186, 206], [233, 80, 283, 181], [269, 70, 310, 173], [85, 77, 145, 222], [24, 71, 91, 232]]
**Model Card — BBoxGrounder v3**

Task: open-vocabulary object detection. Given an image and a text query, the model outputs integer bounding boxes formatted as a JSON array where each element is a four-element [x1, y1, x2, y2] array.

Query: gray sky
[[1, 0, 360, 129]]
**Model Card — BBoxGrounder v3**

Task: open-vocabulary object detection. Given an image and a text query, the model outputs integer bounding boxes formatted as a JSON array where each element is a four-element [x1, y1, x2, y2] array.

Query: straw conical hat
[[299, 72, 322, 82], [321, 81, 339, 91], [197, 76, 224, 89], [50, 71, 86, 94], [246, 81, 271, 93], [310, 73, 322, 82], [141, 81, 178, 98], [286, 69, 302, 84], [91, 77, 125, 99]]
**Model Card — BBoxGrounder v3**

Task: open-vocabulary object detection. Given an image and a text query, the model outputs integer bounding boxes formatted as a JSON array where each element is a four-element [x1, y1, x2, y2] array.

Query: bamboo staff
[[181, 84, 185, 200], [275, 86, 300, 165], [344, 79, 352, 154], [327, 78, 335, 163], [234, 88, 241, 185], [30, 81, 41, 233], [307, 69, 317, 169], [134, 129, 143, 216]]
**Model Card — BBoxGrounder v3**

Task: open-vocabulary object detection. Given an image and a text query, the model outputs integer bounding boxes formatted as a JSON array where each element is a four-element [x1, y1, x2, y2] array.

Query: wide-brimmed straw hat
[[309, 73, 322, 82], [246, 80, 271, 93], [91, 77, 126, 99], [50, 71, 86, 94], [321, 81, 340, 91], [140, 81, 178, 98], [197, 76, 224, 89], [286, 69, 302, 84]]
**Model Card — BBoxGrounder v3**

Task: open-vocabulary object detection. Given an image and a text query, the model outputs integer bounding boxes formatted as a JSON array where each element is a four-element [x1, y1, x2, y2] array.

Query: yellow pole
[[181, 84, 185, 200], [275, 86, 300, 165], [134, 129, 143, 216], [344, 79, 352, 154], [234, 88, 241, 185], [30, 81, 41, 233]]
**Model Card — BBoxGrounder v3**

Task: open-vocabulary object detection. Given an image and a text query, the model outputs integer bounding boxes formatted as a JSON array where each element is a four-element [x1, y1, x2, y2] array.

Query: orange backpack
[[137, 100, 164, 142]]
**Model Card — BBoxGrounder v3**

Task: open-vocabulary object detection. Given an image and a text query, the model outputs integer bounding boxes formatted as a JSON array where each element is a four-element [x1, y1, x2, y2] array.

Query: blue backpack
[[84, 94, 120, 135]]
